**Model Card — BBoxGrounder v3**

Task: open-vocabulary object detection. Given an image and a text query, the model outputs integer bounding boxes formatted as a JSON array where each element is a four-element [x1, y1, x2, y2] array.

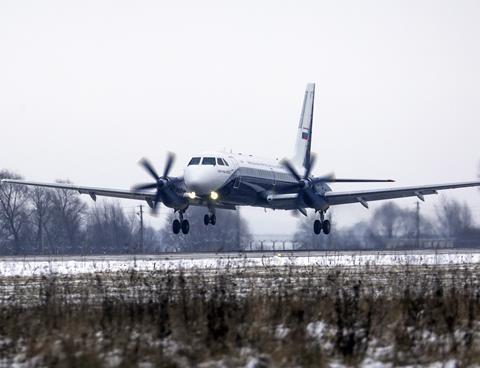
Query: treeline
[[295, 198, 480, 250], [0, 170, 251, 255], [2, 168, 478, 254]]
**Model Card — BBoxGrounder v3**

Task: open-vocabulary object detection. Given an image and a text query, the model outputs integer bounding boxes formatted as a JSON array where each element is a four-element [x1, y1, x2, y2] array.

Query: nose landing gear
[[204, 212, 216, 225], [172, 210, 189, 234], [313, 211, 331, 235]]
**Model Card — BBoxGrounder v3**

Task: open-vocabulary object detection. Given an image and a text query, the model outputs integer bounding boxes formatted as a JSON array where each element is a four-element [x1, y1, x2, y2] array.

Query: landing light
[[187, 192, 196, 199], [210, 191, 219, 200]]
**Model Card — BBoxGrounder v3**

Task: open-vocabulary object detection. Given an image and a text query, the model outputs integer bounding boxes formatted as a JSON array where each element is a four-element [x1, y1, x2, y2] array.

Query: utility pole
[[237, 209, 240, 250], [415, 201, 420, 249], [137, 205, 144, 253]]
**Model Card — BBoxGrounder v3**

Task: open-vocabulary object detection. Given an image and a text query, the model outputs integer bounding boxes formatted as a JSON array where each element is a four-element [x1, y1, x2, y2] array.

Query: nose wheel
[[204, 213, 216, 225], [172, 210, 189, 234]]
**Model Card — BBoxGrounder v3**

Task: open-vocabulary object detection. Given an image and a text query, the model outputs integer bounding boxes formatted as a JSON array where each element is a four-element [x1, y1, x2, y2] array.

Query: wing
[[325, 180, 480, 207], [1, 179, 239, 210], [1, 179, 157, 201]]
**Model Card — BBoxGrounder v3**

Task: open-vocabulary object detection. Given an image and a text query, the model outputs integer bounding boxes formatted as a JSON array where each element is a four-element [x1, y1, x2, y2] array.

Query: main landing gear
[[313, 211, 331, 235], [172, 210, 189, 235]]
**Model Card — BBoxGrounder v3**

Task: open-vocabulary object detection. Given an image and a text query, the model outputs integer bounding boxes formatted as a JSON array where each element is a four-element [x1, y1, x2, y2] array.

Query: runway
[[1, 248, 479, 277], [2, 247, 480, 261]]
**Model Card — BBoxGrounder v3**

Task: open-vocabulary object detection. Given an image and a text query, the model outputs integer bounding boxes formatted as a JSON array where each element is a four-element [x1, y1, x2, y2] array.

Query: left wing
[[1, 179, 156, 201], [325, 180, 480, 208]]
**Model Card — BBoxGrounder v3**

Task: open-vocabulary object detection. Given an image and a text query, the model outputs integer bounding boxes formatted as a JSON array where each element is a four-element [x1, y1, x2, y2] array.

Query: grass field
[[1, 260, 480, 367]]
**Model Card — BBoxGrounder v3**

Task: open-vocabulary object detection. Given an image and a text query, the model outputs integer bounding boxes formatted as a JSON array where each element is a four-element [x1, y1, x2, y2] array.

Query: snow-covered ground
[[1, 250, 479, 277]]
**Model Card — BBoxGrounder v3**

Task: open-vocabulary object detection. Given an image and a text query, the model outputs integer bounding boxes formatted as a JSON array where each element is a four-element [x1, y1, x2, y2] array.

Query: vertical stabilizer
[[291, 83, 315, 170]]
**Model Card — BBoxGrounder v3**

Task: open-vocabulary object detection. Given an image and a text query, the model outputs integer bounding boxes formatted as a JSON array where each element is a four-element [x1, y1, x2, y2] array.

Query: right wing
[[0, 179, 238, 210], [1, 179, 156, 201], [325, 180, 480, 207]]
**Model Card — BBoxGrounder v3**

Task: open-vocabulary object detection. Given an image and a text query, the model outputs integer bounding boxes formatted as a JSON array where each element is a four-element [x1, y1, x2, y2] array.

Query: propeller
[[280, 154, 328, 211], [133, 152, 176, 213]]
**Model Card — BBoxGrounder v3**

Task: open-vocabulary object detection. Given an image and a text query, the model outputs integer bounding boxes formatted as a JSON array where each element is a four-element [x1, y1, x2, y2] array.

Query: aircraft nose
[[184, 167, 214, 195]]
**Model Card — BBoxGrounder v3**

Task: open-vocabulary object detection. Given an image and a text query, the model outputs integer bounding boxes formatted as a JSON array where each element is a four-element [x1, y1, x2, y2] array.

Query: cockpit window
[[217, 158, 225, 166], [223, 159, 229, 166], [202, 157, 216, 166], [188, 157, 201, 166]]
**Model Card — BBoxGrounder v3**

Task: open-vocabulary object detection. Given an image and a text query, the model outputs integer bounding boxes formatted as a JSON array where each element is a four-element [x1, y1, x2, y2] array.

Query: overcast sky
[[1, 0, 479, 235]]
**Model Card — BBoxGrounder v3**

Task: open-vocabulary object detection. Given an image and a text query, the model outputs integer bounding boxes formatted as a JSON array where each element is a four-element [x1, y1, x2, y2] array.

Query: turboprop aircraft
[[3, 83, 480, 235]]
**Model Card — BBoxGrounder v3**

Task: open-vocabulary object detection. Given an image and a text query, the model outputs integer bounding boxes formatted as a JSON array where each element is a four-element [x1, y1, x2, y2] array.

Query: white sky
[[1, 0, 479, 235]]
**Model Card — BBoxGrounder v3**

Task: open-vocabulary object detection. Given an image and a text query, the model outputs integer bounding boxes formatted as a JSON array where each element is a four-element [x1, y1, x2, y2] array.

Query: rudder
[[291, 83, 315, 170]]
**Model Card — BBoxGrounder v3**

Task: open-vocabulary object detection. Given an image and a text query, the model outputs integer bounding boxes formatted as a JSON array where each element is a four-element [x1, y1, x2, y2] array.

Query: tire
[[172, 219, 181, 234], [204, 214, 210, 226], [210, 214, 216, 225], [322, 219, 331, 235], [313, 219, 322, 235], [181, 219, 190, 234]]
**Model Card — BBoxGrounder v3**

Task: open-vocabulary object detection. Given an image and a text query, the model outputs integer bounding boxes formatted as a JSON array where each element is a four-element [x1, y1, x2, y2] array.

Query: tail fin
[[291, 83, 315, 170]]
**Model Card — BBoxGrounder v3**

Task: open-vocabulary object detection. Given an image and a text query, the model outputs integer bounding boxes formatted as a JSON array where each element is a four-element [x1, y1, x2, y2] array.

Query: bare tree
[[435, 196, 473, 238], [29, 186, 53, 253], [84, 201, 134, 254], [333, 220, 371, 250], [364, 202, 416, 248], [49, 181, 87, 253], [371, 202, 410, 238], [0, 170, 30, 254], [142, 225, 162, 253]]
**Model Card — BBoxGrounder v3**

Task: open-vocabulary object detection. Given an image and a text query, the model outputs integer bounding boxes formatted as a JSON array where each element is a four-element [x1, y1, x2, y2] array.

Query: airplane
[[2, 83, 480, 235]]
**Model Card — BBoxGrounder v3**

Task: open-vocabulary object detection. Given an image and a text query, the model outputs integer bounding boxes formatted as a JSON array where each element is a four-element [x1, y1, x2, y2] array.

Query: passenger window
[[188, 157, 201, 166], [217, 158, 225, 166], [202, 157, 216, 166]]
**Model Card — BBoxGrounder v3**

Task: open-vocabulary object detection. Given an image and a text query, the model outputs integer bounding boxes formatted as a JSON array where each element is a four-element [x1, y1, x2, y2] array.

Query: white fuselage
[[183, 151, 330, 208]]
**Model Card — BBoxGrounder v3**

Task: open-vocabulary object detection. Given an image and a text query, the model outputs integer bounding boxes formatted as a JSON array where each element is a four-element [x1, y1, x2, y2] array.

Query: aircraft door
[[270, 167, 276, 187]]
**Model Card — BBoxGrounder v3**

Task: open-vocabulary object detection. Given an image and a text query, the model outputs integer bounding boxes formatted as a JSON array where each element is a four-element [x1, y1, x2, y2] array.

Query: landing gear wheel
[[313, 219, 322, 235], [204, 214, 210, 226], [322, 219, 331, 235], [181, 219, 190, 234], [210, 214, 216, 225], [172, 219, 181, 234]]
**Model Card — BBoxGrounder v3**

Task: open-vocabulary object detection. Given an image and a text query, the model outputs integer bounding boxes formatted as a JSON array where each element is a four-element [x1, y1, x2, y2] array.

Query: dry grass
[[1, 264, 480, 367]]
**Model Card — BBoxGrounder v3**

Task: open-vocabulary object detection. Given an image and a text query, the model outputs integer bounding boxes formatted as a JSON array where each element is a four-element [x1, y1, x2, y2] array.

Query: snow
[[0, 251, 479, 277], [306, 321, 329, 340]]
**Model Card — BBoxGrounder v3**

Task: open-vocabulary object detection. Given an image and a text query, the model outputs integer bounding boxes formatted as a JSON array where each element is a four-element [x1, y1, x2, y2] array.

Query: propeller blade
[[139, 158, 160, 181], [152, 190, 163, 214], [309, 173, 336, 184], [302, 187, 328, 210], [330, 178, 395, 183], [280, 159, 302, 181], [133, 183, 159, 191], [297, 207, 308, 217], [290, 209, 301, 218], [304, 153, 316, 179], [162, 152, 176, 178], [288, 195, 306, 217]]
